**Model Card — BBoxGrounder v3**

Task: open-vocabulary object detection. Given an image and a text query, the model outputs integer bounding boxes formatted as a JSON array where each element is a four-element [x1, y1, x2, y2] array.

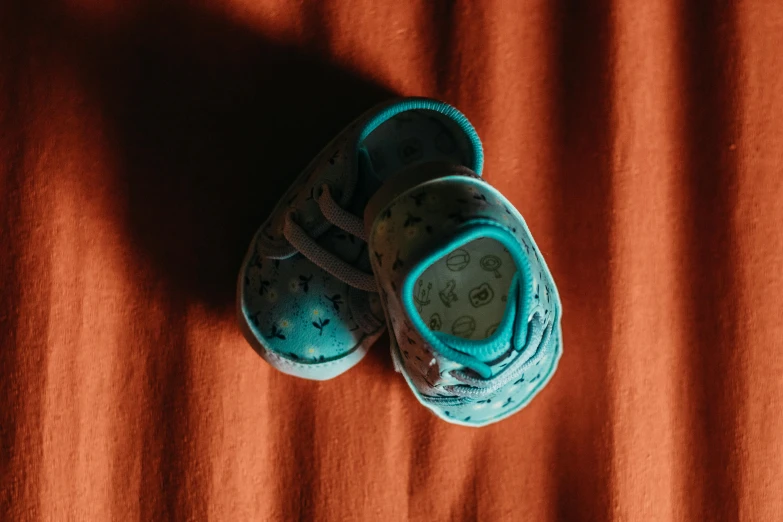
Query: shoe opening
[[411, 237, 516, 341]]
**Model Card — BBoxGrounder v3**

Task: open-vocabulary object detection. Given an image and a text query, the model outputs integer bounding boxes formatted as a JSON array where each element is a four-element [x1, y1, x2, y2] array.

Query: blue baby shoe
[[365, 161, 562, 424], [238, 99, 483, 380]]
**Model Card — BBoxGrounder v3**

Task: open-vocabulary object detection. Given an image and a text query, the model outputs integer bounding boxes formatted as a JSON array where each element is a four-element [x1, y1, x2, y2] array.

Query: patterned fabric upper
[[240, 114, 386, 365], [368, 172, 563, 425], [242, 239, 383, 363]]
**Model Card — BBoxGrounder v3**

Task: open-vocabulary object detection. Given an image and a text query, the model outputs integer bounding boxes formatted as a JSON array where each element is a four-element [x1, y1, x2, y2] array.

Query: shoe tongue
[[346, 148, 381, 215], [433, 274, 520, 364]]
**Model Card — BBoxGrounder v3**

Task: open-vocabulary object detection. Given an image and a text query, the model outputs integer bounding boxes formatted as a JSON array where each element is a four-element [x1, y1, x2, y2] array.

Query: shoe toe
[[238, 249, 380, 380]]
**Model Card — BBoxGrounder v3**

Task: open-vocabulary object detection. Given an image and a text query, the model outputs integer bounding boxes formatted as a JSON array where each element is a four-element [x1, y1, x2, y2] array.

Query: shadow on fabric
[[55, 1, 395, 357]]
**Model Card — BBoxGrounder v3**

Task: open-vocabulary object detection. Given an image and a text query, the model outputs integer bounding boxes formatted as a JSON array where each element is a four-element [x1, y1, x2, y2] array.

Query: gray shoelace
[[283, 184, 377, 292]]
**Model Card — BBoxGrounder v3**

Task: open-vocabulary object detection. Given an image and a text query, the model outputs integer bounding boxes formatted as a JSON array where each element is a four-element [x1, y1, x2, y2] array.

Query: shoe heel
[[363, 161, 478, 236]]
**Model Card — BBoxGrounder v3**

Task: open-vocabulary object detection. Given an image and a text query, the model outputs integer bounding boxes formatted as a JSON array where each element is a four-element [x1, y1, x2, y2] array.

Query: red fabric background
[[2, 1, 782, 520]]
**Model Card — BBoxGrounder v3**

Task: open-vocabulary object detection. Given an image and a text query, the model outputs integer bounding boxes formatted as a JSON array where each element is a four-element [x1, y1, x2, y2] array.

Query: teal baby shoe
[[237, 99, 483, 380], [365, 162, 562, 424]]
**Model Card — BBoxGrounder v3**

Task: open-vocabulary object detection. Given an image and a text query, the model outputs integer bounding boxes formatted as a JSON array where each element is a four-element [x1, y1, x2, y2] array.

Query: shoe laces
[[426, 313, 554, 405], [283, 184, 377, 292]]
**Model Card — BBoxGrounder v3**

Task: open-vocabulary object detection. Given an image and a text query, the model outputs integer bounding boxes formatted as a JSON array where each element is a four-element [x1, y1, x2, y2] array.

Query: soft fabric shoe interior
[[360, 109, 473, 186], [413, 237, 516, 341]]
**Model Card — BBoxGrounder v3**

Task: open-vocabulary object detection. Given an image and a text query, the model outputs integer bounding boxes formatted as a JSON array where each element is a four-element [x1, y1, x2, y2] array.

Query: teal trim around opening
[[356, 98, 484, 175], [401, 220, 535, 378]]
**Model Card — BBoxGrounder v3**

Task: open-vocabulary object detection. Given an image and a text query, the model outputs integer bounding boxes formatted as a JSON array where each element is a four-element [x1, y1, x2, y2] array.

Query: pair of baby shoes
[[237, 98, 562, 427]]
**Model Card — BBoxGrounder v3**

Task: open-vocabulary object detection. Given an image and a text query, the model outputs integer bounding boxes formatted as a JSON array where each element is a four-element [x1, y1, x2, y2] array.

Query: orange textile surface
[[2, 1, 782, 520]]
